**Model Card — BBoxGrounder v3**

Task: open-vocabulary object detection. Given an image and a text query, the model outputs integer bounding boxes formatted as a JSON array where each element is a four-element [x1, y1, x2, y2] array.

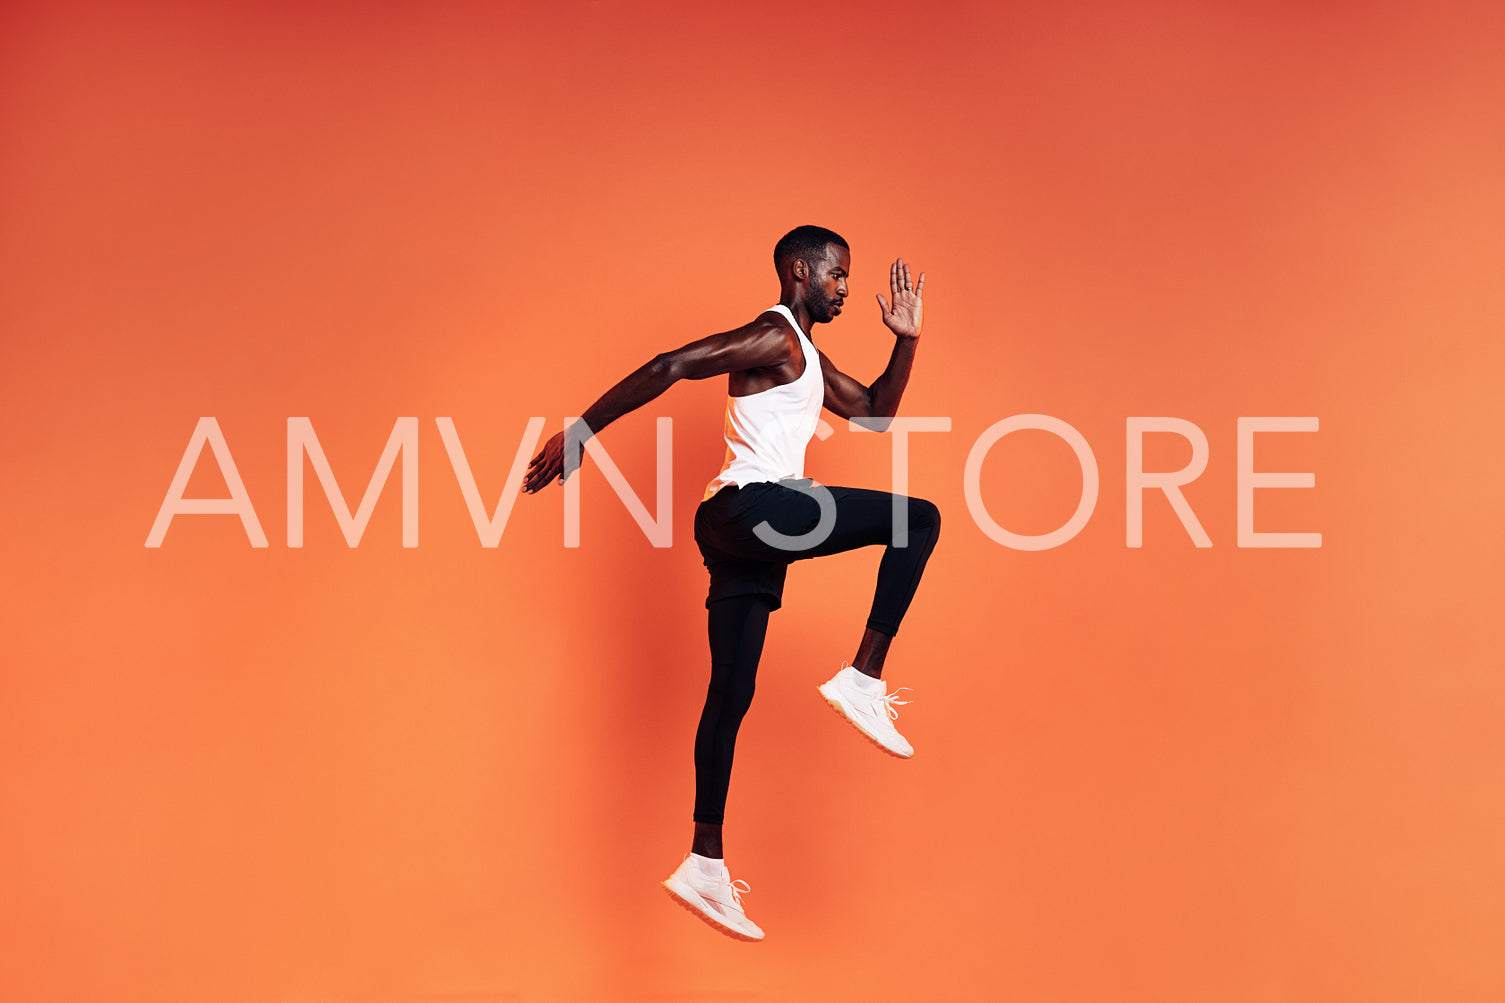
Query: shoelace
[[706, 873, 752, 913], [874, 686, 912, 721]]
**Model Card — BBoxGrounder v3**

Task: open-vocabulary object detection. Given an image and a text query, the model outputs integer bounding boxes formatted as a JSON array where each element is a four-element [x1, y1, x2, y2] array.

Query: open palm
[[876, 258, 925, 339]]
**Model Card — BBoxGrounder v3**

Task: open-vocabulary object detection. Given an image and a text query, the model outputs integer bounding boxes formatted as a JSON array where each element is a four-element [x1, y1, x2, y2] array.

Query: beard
[[807, 285, 842, 324]]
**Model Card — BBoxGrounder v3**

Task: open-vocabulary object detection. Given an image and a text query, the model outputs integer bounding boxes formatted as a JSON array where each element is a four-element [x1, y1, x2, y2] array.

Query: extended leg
[[691, 594, 775, 846], [666, 593, 773, 941]]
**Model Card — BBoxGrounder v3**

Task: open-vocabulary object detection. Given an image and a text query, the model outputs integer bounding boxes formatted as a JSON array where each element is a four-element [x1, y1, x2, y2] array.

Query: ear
[[792, 258, 809, 282]]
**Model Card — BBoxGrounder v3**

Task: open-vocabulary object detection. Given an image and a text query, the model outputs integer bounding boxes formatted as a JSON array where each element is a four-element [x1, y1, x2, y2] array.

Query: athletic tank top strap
[[765, 303, 806, 342]]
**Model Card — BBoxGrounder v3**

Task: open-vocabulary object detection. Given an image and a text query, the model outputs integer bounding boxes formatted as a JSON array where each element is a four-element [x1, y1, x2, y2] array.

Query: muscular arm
[[820, 337, 919, 423], [523, 317, 795, 493], [821, 258, 927, 428]]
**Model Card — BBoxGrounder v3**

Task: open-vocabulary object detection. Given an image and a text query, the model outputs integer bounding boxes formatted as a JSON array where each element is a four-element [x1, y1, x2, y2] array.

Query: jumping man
[[523, 225, 941, 941]]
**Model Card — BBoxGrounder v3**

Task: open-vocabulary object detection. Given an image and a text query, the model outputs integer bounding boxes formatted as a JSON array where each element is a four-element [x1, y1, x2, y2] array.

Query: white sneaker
[[662, 856, 765, 942], [817, 664, 914, 758]]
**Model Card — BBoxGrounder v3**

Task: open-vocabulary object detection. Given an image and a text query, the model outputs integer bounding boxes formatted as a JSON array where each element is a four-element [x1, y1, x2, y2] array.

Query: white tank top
[[703, 304, 824, 500]]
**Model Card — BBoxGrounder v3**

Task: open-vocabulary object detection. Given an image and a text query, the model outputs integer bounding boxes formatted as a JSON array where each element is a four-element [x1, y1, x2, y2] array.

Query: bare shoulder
[[743, 309, 797, 339], [724, 311, 799, 363], [664, 309, 799, 381]]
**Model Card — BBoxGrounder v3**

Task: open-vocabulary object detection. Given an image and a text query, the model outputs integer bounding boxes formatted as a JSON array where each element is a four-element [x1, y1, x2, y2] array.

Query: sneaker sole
[[817, 684, 914, 759], [661, 878, 764, 942]]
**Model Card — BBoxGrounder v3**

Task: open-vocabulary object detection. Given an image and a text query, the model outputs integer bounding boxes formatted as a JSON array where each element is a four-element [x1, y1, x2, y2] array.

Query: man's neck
[[780, 298, 814, 338]]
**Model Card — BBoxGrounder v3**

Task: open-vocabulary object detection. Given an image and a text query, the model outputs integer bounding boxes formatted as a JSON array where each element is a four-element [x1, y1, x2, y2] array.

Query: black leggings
[[691, 483, 941, 824]]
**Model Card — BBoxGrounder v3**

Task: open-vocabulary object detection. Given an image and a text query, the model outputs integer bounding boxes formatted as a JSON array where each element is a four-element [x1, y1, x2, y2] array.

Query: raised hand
[[875, 258, 925, 339]]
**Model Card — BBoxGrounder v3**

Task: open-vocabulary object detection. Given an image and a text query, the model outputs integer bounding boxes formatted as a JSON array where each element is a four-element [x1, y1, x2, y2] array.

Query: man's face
[[804, 244, 850, 324]]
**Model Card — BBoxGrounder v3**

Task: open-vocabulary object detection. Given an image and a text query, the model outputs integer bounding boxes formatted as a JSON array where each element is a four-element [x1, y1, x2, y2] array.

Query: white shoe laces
[[874, 686, 912, 721], [691, 862, 753, 915]]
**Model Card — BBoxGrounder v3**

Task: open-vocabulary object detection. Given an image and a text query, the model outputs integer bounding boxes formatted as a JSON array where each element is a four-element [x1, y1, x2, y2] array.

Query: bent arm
[[523, 318, 794, 492], [821, 256, 927, 428], [820, 338, 919, 424]]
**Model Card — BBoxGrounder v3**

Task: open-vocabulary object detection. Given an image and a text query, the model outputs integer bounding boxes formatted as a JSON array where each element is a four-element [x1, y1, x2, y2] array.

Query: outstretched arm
[[523, 317, 795, 493], [821, 258, 926, 424]]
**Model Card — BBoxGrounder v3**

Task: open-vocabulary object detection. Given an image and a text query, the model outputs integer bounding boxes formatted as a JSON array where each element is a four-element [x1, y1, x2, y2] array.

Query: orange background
[[4, 2, 1504, 1000]]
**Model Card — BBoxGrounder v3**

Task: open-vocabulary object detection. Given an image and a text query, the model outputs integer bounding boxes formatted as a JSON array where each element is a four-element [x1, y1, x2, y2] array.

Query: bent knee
[[907, 497, 941, 535]]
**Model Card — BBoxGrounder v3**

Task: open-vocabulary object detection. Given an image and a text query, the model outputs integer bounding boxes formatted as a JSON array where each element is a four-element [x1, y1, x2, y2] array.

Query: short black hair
[[774, 225, 849, 275]]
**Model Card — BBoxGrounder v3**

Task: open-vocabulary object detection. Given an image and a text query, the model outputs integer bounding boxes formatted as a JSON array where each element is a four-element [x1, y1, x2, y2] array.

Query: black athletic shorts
[[695, 476, 906, 609], [694, 480, 805, 609]]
